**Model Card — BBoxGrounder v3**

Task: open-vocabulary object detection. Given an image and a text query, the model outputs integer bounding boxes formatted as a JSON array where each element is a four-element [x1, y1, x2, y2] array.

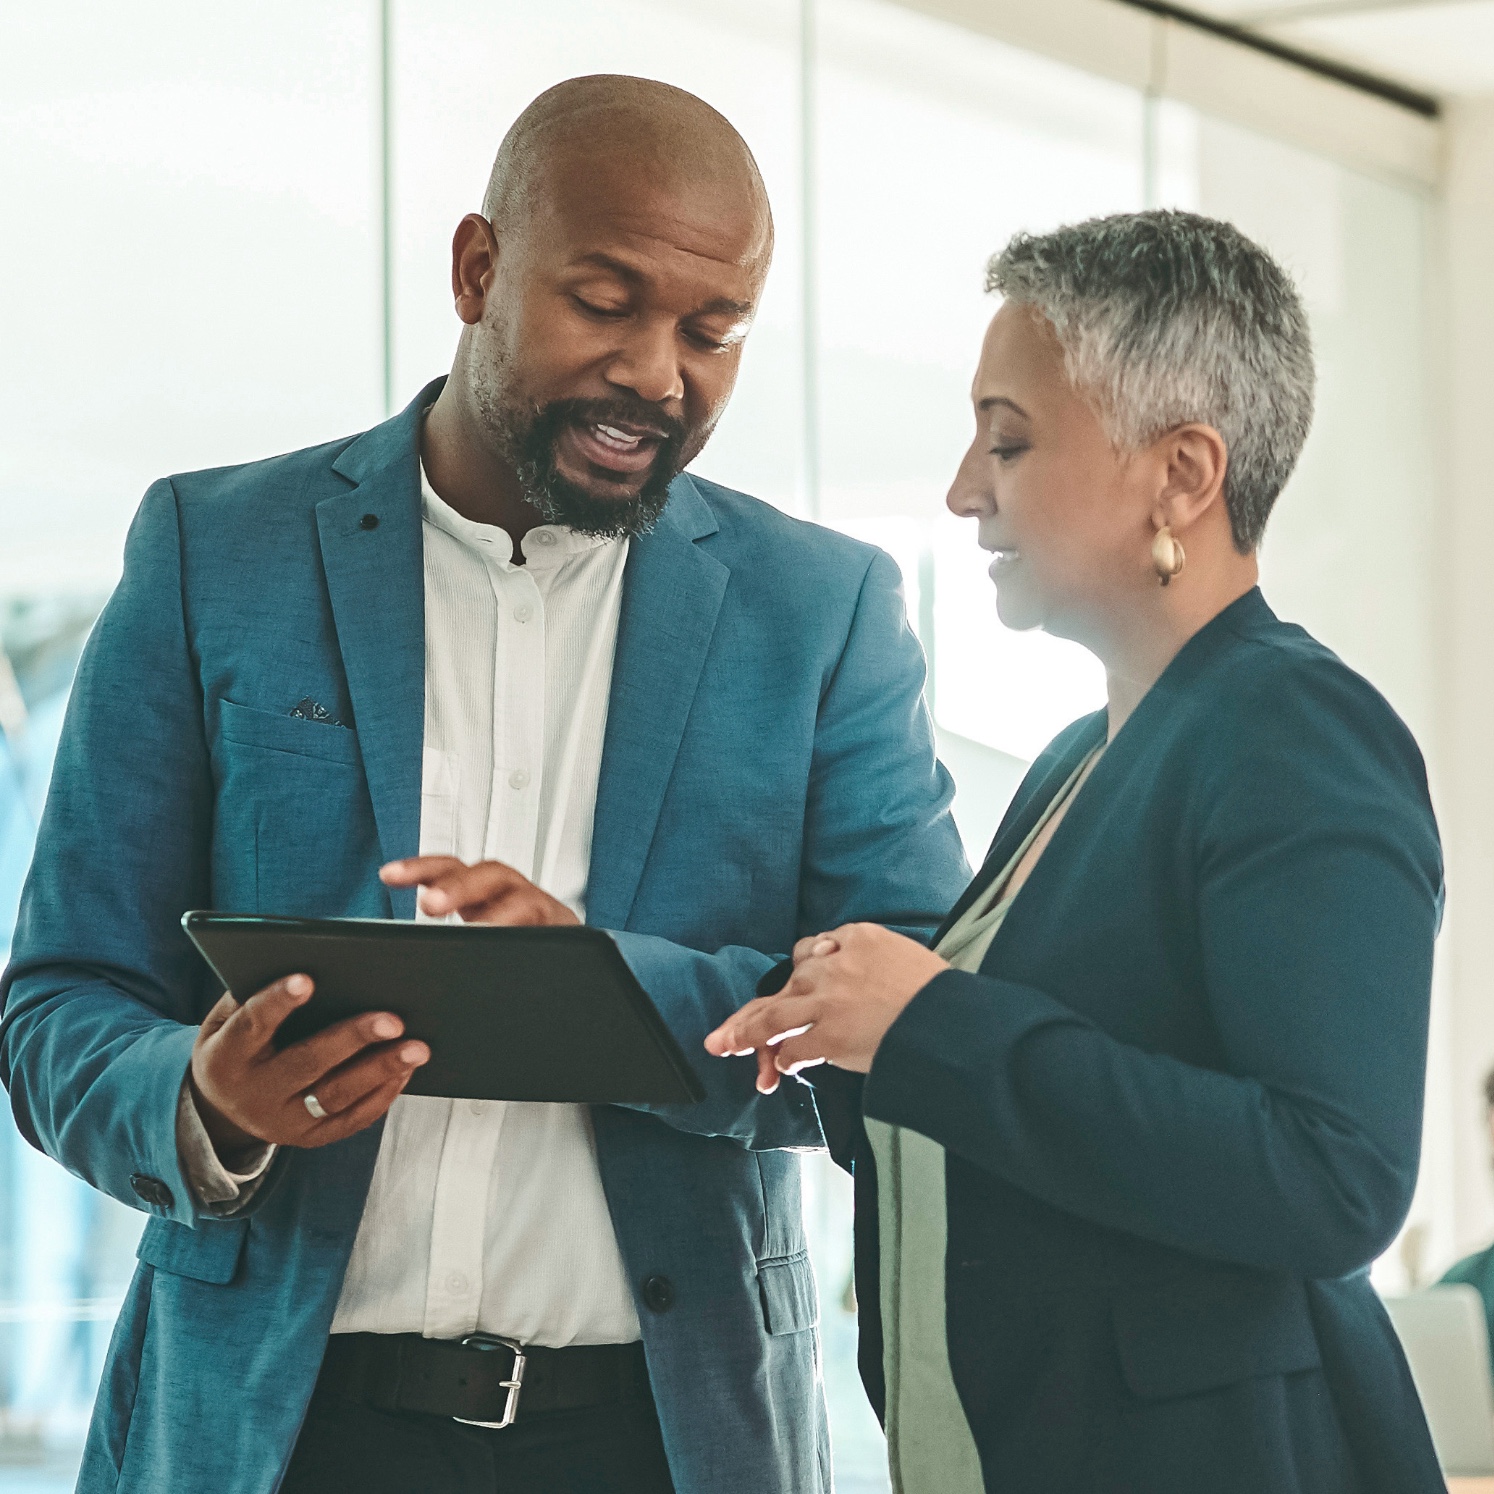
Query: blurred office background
[[2, 0, 1493, 1487]]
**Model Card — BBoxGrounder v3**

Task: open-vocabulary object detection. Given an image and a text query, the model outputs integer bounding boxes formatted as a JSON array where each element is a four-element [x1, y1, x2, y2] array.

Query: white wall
[[897, 0, 1441, 189], [0, 1, 385, 596], [1433, 96, 1494, 1267]]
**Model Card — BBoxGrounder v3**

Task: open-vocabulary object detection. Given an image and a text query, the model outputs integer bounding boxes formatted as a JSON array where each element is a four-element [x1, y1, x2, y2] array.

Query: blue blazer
[[0, 383, 970, 1494], [811, 589, 1445, 1493]]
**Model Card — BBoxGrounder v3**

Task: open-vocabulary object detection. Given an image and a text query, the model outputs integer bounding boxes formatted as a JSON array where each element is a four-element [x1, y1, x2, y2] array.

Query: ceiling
[[1163, 0, 1494, 97]]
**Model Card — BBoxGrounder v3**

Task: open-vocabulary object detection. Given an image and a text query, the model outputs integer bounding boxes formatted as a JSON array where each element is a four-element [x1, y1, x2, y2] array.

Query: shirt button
[[468, 1100, 486, 1118], [641, 1274, 675, 1313], [514, 604, 533, 624], [509, 769, 530, 790], [533, 531, 556, 546], [446, 1271, 469, 1295]]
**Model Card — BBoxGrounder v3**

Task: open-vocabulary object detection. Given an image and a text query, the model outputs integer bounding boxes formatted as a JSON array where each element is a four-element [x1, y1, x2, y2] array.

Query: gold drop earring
[[1151, 526, 1185, 587]]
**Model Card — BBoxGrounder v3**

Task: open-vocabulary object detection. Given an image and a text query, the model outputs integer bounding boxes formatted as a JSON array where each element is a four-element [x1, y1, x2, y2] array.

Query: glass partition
[[812, 0, 1124, 820], [0, 2, 381, 1482]]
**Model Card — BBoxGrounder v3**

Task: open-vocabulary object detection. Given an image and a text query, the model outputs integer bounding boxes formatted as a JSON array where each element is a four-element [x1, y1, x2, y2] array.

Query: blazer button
[[129, 1173, 174, 1210], [641, 1274, 675, 1313]]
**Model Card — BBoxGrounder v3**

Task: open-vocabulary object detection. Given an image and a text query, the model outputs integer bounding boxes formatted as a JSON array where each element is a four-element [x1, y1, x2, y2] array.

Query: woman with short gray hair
[[709, 210, 1444, 1493]]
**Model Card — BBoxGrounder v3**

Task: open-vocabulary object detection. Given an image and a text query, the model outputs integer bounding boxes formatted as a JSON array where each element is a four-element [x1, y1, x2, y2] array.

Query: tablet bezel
[[181, 911, 706, 1106]]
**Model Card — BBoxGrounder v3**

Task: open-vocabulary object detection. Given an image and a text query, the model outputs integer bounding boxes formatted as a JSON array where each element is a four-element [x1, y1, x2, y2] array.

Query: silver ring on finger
[[304, 1093, 329, 1121]]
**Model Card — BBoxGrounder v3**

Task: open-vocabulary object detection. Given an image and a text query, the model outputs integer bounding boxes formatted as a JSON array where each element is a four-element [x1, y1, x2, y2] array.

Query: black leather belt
[[319, 1332, 652, 1429]]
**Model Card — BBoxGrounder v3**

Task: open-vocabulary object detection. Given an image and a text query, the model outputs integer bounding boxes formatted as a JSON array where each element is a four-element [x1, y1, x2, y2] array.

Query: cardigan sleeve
[[862, 654, 1443, 1279]]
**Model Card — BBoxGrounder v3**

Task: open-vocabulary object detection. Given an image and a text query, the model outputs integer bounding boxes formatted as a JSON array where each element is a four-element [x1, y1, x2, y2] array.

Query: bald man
[[0, 76, 968, 1494]]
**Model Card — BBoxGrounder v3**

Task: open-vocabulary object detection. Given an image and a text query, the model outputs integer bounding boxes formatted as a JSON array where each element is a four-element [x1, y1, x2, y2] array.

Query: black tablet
[[181, 912, 705, 1106]]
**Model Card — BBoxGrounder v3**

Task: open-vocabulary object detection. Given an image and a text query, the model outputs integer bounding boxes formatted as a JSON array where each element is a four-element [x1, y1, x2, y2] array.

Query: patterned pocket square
[[288, 696, 350, 728]]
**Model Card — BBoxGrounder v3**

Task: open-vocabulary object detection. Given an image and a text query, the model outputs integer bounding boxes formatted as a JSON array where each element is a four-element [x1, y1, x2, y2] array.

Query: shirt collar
[[418, 461, 623, 569]]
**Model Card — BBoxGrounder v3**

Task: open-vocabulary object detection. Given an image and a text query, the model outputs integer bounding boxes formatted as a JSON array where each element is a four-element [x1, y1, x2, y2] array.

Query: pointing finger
[[419, 863, 528, 917], [379, 856, 464, 887]]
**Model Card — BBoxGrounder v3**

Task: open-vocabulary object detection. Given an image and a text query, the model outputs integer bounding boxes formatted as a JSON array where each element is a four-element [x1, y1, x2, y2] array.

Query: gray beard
[[470, 366, 681, 540]]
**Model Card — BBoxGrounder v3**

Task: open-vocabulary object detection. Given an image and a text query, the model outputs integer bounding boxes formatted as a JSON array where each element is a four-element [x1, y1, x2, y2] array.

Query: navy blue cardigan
[[809, 588, 1445, 1493]]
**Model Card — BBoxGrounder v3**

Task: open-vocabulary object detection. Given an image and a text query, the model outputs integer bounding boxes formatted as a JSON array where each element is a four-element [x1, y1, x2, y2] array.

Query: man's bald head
[[426, 76, 773, 543], [481, 74, 773, 264]]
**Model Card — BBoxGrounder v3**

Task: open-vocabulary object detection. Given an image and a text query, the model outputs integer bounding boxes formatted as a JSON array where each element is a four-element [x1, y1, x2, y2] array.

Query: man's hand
[[380, 857, 580, 926], [704, 924, 949, 1093], [189, 974, 430, 1160]]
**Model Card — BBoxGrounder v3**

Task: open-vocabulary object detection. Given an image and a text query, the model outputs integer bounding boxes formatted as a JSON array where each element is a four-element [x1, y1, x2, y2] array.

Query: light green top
[[866, 748, 1099, 1494]]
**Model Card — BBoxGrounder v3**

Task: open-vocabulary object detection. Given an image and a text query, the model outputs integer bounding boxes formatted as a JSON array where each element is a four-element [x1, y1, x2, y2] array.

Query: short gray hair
[[986, 210, 1315, 552]]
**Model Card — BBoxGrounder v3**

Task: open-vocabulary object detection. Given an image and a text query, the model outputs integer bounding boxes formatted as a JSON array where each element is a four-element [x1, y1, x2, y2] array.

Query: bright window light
[[932, 513, 1107, 761]]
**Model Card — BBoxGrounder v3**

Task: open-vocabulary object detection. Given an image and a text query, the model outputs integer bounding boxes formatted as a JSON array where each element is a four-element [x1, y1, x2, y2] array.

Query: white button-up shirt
[[181, 465, 641, 1348]]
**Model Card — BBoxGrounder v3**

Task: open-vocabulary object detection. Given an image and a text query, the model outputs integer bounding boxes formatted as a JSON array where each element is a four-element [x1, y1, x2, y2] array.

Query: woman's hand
[[704, 924, 949, 1093]]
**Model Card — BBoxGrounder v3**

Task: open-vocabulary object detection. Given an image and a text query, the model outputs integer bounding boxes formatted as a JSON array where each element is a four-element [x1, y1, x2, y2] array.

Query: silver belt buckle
[[452, 1333, 527, 1429]]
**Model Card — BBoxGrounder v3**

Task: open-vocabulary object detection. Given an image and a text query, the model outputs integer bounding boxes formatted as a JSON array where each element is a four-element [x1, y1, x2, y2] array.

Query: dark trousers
[[281, 1379, 677, 1494]]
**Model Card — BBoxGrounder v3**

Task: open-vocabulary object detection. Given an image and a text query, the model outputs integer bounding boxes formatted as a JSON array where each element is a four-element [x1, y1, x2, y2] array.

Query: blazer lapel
[[931, 711, 1107, 945], [318, 383, 439, 919], [587, 475, 728, 932]]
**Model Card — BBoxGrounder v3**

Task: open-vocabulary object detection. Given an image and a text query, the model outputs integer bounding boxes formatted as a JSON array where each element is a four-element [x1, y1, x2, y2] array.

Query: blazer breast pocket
[[218, 698, 361, 766], [212, 699, 384, 917]]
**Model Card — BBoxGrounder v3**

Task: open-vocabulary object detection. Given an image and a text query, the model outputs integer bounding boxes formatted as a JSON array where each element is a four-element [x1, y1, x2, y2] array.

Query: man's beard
[[505, 396, 689, 540]]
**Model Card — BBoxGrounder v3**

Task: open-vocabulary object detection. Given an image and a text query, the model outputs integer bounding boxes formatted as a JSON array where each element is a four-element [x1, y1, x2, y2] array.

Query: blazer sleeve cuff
[[99, 1019, 215, 1227], [603, 930, 821, 1149], [861, 968, 1082, 1155]]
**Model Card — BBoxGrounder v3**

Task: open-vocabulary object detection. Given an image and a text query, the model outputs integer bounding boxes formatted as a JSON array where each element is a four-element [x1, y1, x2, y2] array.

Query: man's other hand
[[380, 857, 581, 926], [189, 975, 429, 1159]]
